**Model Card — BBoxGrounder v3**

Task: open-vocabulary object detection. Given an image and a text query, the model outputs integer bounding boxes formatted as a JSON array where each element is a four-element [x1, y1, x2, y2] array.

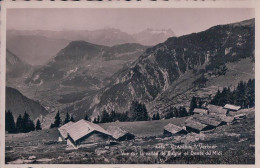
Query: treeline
[[211, 79, 255, 108], [50, 111, 75, 128], [5, 111, 42, 133], [92, 101, 148, 123], [91, 101, 192, 124]]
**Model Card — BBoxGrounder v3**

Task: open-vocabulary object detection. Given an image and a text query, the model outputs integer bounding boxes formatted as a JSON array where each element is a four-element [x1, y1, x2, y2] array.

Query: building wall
[[118, 133, 135, 141], [77, 131, 112, 145], [185, 126, 200, 134]]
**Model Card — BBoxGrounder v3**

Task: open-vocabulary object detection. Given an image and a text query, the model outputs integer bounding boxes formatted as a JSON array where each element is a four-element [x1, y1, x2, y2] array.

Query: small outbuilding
[[207, 104, 228, 116], [224, 104, 241, 111], [58, 121, 75, 140], [193, 108, 209, 115], [66, 120, 113, 148], [163, 123, 187, 136], [106, 126, 135, 141], [185, 119, 213, 134]]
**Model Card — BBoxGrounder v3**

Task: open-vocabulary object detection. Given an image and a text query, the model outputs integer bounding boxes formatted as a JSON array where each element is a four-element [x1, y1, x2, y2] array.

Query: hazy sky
[[7, 8, 254, 36]]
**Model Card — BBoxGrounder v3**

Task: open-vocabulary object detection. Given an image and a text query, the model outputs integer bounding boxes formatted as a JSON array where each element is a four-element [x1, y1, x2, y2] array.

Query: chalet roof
[[106, 126, 130, 139], [194, 116, 223, 127], [207, 104, 228, 115], [185, 119, 208, 131], [208, 114, 235, 123], [193, 108, 208, 114], [67, 119, 112, 142], [164, 123, 185, 134], [58, 121, 74, 139], [224, 104, 241, 111]]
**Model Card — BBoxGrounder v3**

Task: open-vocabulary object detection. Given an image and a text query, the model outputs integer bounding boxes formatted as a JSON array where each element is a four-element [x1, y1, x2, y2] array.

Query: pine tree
[[179, 107, 188, 117], [64, 112, 70, 124], [152, 114, 156, 120], [5, 110, 16, 133], [70, 115, 75, 122], [100, 110, 110, 123], [93, 118, 97, 123], [97, 115, 100, 123], [189, 96, 197, 114], [36, 119, 42, 130], [156, 112, 160, 120], [54, 111, 61, 127], [21, 111, 30, 133], [16, 114, 23, 133], [129, 101, 149, 121], [141, 104, 149, 121], [28, 120, 35, 132], [110, 110, 116, 122], [84, 114, 89, 121]]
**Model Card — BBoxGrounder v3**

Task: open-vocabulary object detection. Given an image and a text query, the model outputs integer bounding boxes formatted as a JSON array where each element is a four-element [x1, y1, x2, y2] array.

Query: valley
[[6, 19, 255, 129]]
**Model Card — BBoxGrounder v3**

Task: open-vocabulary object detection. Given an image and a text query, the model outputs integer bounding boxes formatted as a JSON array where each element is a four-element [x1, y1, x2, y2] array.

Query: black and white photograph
[[1, 1, 257, 166]]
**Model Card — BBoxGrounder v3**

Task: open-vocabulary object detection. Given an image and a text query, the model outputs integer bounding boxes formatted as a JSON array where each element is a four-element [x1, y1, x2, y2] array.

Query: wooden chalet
[[66, 120, 113, 148], [185, 119, 213, 133], [106, 126, 135, 141], [163, 123, 187, 136], [193, 116, 226, 128], [207, 104, 228, 116]]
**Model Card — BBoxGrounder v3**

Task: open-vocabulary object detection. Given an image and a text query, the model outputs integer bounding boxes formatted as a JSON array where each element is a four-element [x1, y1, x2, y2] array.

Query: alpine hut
[[194, 116, 226, 128], [224, 104, 241, 111], [193, 108, 208, 115], [58, 121, 74, 140], [208, 114, 235, 125], [207, 104, 228, 116], [66, 119, 113, 148], [185, 119, 213, 133], [163, 123, 187, 136], [106, 126, 135, 141]]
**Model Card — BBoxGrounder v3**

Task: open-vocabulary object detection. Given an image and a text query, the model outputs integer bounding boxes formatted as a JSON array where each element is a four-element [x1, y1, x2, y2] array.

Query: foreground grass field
[[5, 108, 255, 164]]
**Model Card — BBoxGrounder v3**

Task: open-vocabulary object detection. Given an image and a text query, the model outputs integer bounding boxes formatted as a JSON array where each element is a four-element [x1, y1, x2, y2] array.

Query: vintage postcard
[[0, 0, 259, 168]]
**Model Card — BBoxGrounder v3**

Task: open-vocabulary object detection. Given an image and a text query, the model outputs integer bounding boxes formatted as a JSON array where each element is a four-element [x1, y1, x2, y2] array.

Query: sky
[[7, 8, 254, 36]]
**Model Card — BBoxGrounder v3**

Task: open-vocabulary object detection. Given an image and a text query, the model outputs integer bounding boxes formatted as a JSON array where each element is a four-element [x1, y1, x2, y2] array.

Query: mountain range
[[6, 18, 255, 127], [7, 28, 175, 65], [83, 18, 255, 118]]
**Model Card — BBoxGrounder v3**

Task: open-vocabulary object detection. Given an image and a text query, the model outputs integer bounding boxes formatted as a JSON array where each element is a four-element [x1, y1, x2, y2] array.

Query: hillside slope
[[5, 87, 49, 120], [88, 18, 254, 117], [6, 49, 32, 78]]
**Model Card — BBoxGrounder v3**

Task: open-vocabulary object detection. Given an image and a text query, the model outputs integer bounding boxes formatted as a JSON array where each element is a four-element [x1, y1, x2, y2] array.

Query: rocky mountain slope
[[5, 87, 49, 120], [14, 42, 147, 113], [86, 18, 254, 117], [6, 49, 32, 78]]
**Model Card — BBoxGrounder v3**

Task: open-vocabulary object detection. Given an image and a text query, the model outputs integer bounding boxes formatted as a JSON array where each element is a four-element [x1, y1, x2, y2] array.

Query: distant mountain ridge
[[133, 28, 175, 46], [7, 28, 175, 65]]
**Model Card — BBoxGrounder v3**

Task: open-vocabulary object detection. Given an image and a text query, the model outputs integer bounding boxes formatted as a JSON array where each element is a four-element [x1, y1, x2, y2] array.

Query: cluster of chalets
[[58, 104, 246, 148], [58, 119, 135, 148], [163, 104, 245, 136]]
